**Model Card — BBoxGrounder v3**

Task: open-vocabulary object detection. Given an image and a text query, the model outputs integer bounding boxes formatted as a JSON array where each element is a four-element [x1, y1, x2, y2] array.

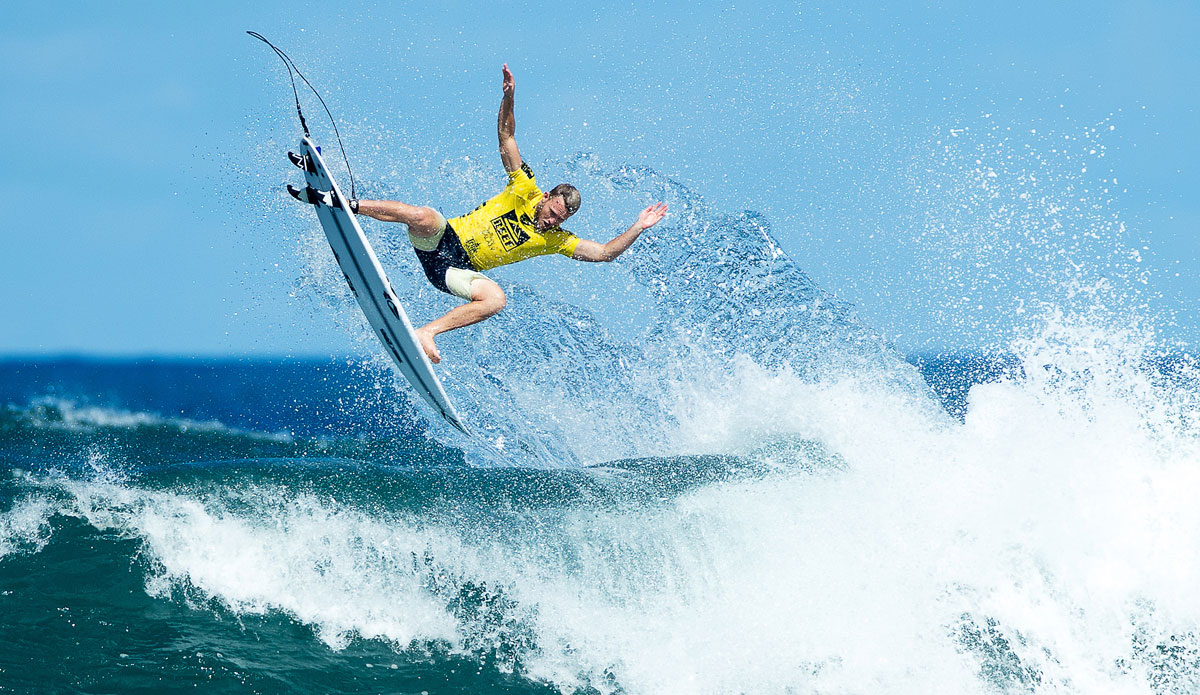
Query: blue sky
[[2, 1, 1196, 356]]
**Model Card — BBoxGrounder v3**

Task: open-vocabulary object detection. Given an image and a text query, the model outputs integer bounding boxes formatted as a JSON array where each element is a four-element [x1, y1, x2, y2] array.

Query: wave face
[[4, 162, 1200, 694]]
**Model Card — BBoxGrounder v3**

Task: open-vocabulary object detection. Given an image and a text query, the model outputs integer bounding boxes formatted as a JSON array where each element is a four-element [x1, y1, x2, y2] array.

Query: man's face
[[536, 193, 572, 231]]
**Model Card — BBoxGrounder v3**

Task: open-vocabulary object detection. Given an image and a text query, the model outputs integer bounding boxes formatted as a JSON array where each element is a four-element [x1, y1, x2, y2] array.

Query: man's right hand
[[502, 63, 515, 97]]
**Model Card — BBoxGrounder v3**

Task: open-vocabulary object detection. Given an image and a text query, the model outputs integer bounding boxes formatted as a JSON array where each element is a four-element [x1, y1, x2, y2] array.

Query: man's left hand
[[637, 202, 669, 229]]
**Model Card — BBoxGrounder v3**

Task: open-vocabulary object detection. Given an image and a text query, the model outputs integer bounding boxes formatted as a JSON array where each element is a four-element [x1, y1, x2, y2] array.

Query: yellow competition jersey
[[449, 164, 580, 271]]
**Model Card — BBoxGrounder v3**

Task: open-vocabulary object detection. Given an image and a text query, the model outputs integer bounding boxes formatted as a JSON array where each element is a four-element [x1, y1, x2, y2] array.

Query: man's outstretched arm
[[498, 63, 522, 173], [572, 203, 669, 262]]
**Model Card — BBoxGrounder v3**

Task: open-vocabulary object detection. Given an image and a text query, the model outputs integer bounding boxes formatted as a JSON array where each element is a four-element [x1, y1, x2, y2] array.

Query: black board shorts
[[413, 222, 480, 297]]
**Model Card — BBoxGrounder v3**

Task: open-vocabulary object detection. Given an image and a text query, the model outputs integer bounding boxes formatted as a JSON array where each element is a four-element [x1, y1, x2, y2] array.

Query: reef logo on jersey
[[491, 210, 530, 251]]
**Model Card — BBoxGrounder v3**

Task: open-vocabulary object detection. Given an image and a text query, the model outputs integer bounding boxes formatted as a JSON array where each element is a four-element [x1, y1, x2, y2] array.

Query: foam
[[0, 489, 56, 559]]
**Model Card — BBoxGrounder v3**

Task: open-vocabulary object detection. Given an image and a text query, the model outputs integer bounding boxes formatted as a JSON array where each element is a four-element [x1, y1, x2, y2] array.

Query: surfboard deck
[[297, 136, 469, 434]]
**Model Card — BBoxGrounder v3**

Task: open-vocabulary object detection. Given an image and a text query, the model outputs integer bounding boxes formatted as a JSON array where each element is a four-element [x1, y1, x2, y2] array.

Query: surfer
[[289, 64, 668, 364]]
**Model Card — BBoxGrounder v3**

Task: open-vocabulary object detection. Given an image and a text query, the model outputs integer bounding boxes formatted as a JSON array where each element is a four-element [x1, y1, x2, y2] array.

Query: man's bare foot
[[416, 327, 442, 364]]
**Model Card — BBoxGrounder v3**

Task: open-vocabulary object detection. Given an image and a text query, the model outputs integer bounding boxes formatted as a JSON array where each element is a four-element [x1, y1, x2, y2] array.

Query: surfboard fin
[[287, 183, 342, 209], [287, 150, 318, 173]]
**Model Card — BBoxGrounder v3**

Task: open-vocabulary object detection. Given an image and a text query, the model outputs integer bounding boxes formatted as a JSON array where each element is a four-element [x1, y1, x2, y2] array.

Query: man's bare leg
[[353, 200, 503, 362], [416, 279, 506, 364], [356, 199, 444, 238]]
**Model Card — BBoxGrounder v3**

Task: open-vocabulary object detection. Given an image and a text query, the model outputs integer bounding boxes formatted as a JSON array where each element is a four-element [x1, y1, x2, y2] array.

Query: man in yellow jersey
[[291, 64, 668, 364]]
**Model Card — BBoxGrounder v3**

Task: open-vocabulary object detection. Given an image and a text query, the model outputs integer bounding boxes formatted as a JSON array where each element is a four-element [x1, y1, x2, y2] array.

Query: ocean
[[4, 349, 1197, 695], [5, 162, 1200, 694]]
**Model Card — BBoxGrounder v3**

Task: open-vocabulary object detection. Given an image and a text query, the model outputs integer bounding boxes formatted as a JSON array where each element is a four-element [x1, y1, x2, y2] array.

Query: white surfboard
[[298, 135, 469, 434]]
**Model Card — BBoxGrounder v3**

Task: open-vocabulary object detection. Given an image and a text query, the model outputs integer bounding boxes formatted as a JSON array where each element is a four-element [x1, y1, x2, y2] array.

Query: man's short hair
[[548, 183, 581, 215]]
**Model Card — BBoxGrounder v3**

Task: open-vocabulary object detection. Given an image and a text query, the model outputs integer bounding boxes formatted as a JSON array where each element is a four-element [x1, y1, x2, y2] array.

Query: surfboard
[[297, 135, 469, 434]]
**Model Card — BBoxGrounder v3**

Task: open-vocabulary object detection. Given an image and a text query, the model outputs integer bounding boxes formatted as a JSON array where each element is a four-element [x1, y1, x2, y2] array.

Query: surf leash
[[246, 31, 357, 200]]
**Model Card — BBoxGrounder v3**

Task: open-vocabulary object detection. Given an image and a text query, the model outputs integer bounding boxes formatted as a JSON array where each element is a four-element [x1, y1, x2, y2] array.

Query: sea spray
[[406, 156, 937, 466]]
